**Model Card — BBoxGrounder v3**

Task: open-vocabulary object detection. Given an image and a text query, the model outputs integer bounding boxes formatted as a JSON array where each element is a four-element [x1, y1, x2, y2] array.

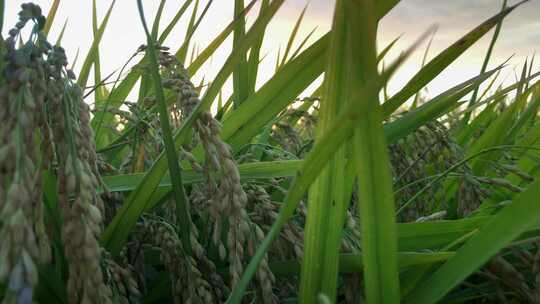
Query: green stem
[[463, 0, 507, 124], [136, 0, 192, 256]]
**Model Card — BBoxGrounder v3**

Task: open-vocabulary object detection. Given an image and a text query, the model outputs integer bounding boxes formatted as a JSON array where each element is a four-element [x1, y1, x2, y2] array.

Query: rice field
[[1, 0, 540, 303]]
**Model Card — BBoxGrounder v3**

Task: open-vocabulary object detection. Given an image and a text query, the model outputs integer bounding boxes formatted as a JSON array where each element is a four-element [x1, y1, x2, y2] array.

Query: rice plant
[[1, 0, 540, 303]]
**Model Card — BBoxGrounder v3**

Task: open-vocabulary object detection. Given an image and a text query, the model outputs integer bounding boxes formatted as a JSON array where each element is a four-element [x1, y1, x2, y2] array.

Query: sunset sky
[[3, 0, 538, 101]]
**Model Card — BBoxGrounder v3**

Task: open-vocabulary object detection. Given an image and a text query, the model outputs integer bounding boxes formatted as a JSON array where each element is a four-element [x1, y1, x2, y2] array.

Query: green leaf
[[411, 28, 437, 109], [287, 26, 317, 64], [272, 252, 455, 277], [135, 0, 192, 255], [100, 160, 302, 194], [385, 67, 501, 143], [158, 0, 194, 44], [151, 0, 167, 40], [279, 4, 308, 67], [377, 34, 401, 64], [466, 101, 518, 175], [187, 0, 258, 76], [43, 0, 61, 36], [299, 1, 351, 301], [404, 177, 540, 304], [383, 1, 527, 116], [246, 0, 269, 96], [348, 1, 400, 302], [221, 33, 328, 153], [54, 19, 68, 46], [232, 0, 249, 106], [176, 0, 215, 64], [92, 0, 105, 104], [77, 0, 116, 89], [462, 0, 507, 124], [474, 123, 540, 215], [455, 97, 499, 146], [93, 64, 140, 149]]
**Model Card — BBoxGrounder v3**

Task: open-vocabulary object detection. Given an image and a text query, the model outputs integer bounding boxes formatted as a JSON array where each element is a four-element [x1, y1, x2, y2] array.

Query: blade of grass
[[54, 19, 68, 46], [462, 0, 507, 124], [222, 2, 518, 155], [477, 69, 501, 102], [474, 125, 540, 216], [177, 0, 199, 64], [101, 160, 302, 193], [35, 266, 67, 304], [187, 0, 258, 76], [232, 0, 249, 107], [348, 1, 400, 302], [385, 67, 502, 142], [222, 33, 328, 154], [77, 0, 116, 89], [92, 0, 105, 104], [279, 4, 308, 67], [377, 0, 400, 18], [525, 53, 536, 92], [273, 252, 456, 277], [69, 47, 79, 70], [176, 0, 215, 64], [466, 99, 520, 176], [377, 34, 401, 64], [404, 177, 540, 304], [455, 98, 499, 146], [287, 26, 317, 63], [151, 0, 167, 40], [275, 46, 281, 71], [92, 54, 139, 148], [383, 0, 527, 116], [43, 0, 60, 36], [136, 0, 192, 255], [411, 27, 437, 109], [443, 69, 540, 126], [158, 0, 194, 44], [246, 0, 269, 96], [299, 1, 350, 301], [506, 86, 540, 140], [515, 59, 530, 111]]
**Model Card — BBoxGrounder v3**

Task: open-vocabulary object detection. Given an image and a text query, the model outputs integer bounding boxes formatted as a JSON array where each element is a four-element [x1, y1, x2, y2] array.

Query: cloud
[[379, 1, 538, 56], [279, 0, 538, 96]]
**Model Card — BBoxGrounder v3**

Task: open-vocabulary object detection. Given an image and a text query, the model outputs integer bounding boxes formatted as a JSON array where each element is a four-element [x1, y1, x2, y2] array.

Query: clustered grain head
[[47, 46, 112, 304], [133, 216, 221, 304], [0, 4, 112, 303], [0, 5, 53, 303], [156, 48, 278, 301], [102, 252, 141, 304]]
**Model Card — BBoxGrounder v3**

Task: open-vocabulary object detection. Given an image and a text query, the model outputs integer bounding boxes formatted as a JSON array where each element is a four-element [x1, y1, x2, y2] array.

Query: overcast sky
[[3, 0, 538, 101]]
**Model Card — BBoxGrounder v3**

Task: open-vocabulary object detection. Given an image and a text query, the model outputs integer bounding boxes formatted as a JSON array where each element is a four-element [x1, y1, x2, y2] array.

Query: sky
[[2, 0, 538, 102]]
